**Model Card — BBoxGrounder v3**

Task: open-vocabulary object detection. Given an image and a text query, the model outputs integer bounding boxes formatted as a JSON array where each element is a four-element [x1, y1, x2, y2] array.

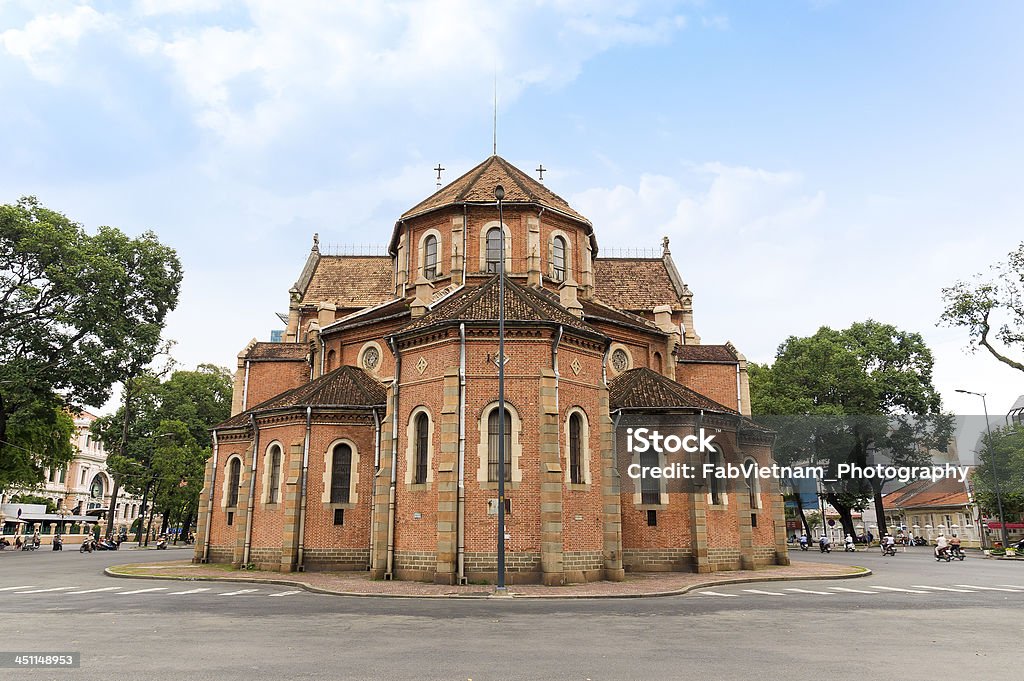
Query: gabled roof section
[[580, 298, 664, 334], [609, 367, 738, 413], [246, 342, 308, 361], [882, 478, 971, 510], [300, 255, 394, 308], [593, 256, 689, 311], [676, 345, 738, 363], [214, 365, 387, 430], [399, 274, 601, 336]]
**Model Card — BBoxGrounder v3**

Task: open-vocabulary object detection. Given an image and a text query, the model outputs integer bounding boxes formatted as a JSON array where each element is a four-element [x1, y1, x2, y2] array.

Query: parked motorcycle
[[913, 536, 928, 546]]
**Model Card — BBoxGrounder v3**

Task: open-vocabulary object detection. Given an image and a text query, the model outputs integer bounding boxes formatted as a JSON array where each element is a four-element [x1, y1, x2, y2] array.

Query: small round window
[[611, 348, 630, 372], [362, 346, 380, 370]]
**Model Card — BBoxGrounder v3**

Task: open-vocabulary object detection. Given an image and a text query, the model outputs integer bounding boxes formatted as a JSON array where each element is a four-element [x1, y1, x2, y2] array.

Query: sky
[[2, 0, 1022, 453]]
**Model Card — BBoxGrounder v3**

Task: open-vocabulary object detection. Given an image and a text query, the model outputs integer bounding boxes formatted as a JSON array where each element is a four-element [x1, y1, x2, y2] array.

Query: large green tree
[[750, 320, 952, 539], [941, 241, 1024, 373], [973, 424, 1024, 525], [0, 197, 181, 494]]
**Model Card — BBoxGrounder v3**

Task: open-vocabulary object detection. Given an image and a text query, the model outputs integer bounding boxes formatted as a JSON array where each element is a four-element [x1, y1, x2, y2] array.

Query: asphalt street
[[1, 545, 1021, 681]]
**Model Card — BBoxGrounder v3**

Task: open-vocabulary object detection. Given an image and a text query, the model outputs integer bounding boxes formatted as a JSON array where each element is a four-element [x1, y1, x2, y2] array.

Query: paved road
[[1, 545, 1021, 680]]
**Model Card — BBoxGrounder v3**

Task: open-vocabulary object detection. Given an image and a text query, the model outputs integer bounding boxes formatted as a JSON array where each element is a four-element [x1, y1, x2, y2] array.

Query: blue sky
[[2, 0, 1022, 437]]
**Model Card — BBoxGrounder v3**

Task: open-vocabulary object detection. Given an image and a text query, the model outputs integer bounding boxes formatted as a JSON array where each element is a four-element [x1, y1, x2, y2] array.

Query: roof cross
[[434, 164, 445, 188], [536, 164, 546, 182]]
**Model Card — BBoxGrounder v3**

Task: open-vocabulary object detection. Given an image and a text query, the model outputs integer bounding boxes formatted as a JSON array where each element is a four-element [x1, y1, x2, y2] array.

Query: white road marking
[[66, 586, 124, 594], [911, 585, 976, 593], [871, 586, 927, 594], [997, 585, 1024, 590], [696, 590, 739, 597], [117, 587, 168, 595], [742, 589, 784, 596], [219, 589, 259, 596], [268, 590, 303, 597], [829, 587, 877, 594], [168, 588, 211, 595], [16, 586, 79, 594], [0, 585, 36, 591], [954, 584, 1023, 592], [784, 588, 834, 595]]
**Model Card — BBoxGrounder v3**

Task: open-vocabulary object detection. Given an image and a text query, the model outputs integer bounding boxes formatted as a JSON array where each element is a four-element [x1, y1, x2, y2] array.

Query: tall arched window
[[640, 449, 660, 505], [486, 227, 503, 273], [707, 449, 725, 505], [268, 444, 282, 504], [330, 443, 353, 503], [569, 412, 583, 484], [326, 349, 337, 372], [227, 458, 241, 507], [744, 457, 761, 510], [414, 412, 429, 484], [552, 235, 567, 282], [424, 234, 438, 279], [487, 408, 512, 481]]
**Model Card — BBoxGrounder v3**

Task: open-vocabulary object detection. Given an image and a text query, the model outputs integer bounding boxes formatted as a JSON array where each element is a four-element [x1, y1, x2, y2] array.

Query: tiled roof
[[609, 367, 738, 413], [882, 478, 971, 510], [246, 342, 308, 361], [593, 258, 685, 311], [303, 255, 394, 308], [676, 345, 738, 363], [400, 274, 600, 336], [580, 298, 663, 334], [325, 298, 410, 333], [399, 156, 590, 225], [214, 365, 387, 430]]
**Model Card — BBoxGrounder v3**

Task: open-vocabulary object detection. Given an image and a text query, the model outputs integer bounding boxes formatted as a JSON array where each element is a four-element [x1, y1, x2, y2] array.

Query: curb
[[103, 565, 872, 600]]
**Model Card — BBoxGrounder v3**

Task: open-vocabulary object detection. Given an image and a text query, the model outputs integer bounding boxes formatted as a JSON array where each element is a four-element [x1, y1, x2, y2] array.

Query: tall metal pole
[[957, 389, 1009, 549], [495, 184, 507, 593]]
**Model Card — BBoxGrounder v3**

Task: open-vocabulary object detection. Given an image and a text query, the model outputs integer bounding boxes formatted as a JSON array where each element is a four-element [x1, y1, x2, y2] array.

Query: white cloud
[[0, 5, 114, 83]]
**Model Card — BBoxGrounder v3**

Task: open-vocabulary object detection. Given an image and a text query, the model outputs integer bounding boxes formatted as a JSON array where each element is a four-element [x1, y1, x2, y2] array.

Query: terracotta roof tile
[[246, 342, 308, 361], [676, 345, 738, 362], [326, 298, 410, 333], [400, 274, 600, 336], [303, 256, 393, 308], [215, 365, 387, 429], [609, 367, 738, 413], [593, 258, 684, 311], [399, 156, 590, 224], [882, 478, 971, 510], [579, 297, 663, 333]]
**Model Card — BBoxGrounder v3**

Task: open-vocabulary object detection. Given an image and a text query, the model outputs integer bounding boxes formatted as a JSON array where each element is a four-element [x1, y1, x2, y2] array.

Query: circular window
[[362, 346, 380, 370], [611, 348, 630, 372]]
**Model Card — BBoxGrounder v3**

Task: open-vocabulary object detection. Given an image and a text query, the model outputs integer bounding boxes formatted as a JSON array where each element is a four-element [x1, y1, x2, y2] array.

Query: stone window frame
[[358, 340, 383, 375], [479, 220, 512, 274], [404, 406, 435, 489], [632, 445, 668, 508], [322, 438, 360, 508], [260, 441, 285, 507], [705, 447, 728, 508], [742, 455, 762, 510], [221, 454, 244, 509], [326, 348, 337, 372], [564, 406, 592, 489], [418, 228, 443, 280], [607, 342, 634, 377], [547, 229, 573, 282], [476, 400, 524, 487]]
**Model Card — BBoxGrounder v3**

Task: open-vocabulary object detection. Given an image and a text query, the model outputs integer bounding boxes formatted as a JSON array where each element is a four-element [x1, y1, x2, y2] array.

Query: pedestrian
[[866, 531, 874, 545]]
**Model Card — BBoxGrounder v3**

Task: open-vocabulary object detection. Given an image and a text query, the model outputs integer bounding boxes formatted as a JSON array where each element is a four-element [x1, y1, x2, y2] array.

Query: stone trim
[[475, 400, 524, 484], [321, 438, 361, 505], [260, 440, 285, 506], [478, 220, 512, 273], [404, 406, 435, 487]]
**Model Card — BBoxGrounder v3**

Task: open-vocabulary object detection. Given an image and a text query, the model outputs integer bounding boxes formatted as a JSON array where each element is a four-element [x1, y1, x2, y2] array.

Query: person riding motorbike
[[844, 534, 855, 552], [819, 534, 831, 553], [949, 534, 963, 558], [934, 533, 949, 559], [881, 533, 897, 556], [798, 534, 809, 551]]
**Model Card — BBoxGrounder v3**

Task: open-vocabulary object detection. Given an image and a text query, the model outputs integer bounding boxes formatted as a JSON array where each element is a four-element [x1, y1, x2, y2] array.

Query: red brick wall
[[675, 362, 739, 411], [245, 360, 309, 410]]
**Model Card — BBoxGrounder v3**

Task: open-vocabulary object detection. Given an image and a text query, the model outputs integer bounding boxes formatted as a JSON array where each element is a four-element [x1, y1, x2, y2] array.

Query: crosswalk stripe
[[0, 585, 36, 591], [169, 588, 211, 595], [911, 585, 976, 593], [219, 589, 259, 596], [785, 588, 834, 595], [67, 586, 124, 594], [118, 587, 167, 595], [829, 587, 877, 594], [16, 586, 79, 594], [742, 589, 784, 595], [696, 590, 739, 597], [871, 586, 927, 594], [997, 585, 1024, 590], [268, 590, 303, 597], [954, 585, 1023, 592]]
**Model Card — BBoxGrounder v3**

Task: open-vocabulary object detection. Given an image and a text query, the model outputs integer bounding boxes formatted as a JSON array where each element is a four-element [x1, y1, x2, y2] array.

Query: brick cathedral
[[194, 155, 790, 584]]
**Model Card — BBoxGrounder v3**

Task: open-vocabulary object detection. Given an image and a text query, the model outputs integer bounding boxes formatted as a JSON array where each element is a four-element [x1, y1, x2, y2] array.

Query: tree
[[941, 241, 1024, 373], [750, 320, 953, 539], [973, 424, 1024, 525], [0, 196, 182, 495]]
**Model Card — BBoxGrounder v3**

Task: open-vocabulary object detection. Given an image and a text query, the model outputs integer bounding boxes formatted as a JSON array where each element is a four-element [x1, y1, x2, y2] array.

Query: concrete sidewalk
[[106, 559, 870, 599]]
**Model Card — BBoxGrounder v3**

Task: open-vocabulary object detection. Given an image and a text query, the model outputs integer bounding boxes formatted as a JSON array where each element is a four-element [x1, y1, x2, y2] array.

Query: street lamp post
[[956, 389, 1010, 549], [494, 184, 507, 594]]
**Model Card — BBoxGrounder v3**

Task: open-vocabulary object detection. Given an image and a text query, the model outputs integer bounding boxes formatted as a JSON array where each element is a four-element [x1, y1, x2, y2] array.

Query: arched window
[[330, 443, 353, 504], [640, 448, 660, 505], [486, 227, 503, 273], [227, 458, 241, 507], [552, 235, 567, 282], [569, 412, 583, 484], [414, 412, 429, 484], [487, 408, 512, 481], [744, 457, 761, 510], [268, 444, 282, 504], [424, 234, 438, 279], [326, 349, 337, 372], [653, 351, 663, 374], [707, 449, 725, 506]]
